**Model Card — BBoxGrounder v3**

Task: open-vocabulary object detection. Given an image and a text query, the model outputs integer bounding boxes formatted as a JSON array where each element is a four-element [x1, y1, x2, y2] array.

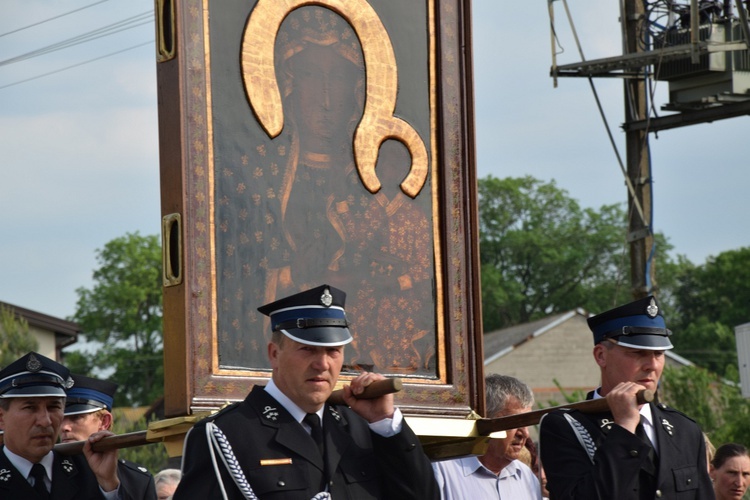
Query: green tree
[[0, 304, 38, 367], [70, 232, 163, 407], [478, 175, 631, 331], [660, 364, 750, 448], [61, 349, 96, 375], [478, 175, 689, 333], [670, 247, 750, 375], [648, 252, 694, 316]]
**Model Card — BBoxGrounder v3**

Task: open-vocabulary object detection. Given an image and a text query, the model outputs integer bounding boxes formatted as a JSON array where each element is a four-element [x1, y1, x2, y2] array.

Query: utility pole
[[551, 1, 750, 300], [622, 0, 654, 300]]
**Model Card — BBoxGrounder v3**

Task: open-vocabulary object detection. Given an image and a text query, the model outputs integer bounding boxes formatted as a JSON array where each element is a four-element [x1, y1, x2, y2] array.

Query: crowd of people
[[1, 287, 748, 499]]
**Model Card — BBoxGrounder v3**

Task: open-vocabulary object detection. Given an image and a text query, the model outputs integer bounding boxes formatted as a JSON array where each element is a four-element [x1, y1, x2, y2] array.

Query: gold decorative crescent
[[241, 0, 428, 198]]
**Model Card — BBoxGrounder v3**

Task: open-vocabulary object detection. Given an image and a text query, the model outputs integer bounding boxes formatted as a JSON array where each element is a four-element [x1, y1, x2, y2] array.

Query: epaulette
[[205, 401, 243, 421], [118, 459, 152, 476], [656, 401, 697, 419]]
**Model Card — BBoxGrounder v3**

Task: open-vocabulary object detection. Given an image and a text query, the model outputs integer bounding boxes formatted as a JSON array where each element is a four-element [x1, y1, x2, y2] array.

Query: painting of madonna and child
[[211, 3, 442, 380]]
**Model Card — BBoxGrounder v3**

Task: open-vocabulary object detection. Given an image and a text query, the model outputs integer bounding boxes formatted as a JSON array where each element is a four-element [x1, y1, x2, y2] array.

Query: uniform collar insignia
[[328, 406, 342, 422], [61, 459, 74, 474], [262, 405, 279, 421], [0, 469, 10, 482], [661, 418, 674, 435], [598, 417, 613, 431]]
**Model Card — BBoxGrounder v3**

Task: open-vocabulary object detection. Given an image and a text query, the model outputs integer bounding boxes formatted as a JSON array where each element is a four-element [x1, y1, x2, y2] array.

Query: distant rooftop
[[483, 308, 693, 367], [0, 300, 80, 349]]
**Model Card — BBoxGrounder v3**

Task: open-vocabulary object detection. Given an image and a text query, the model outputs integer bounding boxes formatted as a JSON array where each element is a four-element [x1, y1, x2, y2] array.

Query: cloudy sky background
[[1, 0, 748, 320]]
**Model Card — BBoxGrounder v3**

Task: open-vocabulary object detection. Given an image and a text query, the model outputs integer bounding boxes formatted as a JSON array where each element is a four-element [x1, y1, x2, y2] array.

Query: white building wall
[[29, 324, 58, 360]]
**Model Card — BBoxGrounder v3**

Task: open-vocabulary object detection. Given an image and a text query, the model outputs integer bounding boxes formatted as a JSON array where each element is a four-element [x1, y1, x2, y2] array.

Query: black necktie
[[304, 412, 328, 491], [304, 412, 325, 458], [30, 463, 50, 500], [636, 416, 658, 471]]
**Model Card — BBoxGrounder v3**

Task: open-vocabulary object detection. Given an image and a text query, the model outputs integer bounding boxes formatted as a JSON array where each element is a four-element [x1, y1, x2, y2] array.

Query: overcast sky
[[2, 0, 748, 320]]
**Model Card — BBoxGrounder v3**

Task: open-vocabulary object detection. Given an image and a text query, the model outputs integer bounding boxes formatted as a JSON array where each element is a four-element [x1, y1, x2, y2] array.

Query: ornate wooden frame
[[156, 0, 483, 418]]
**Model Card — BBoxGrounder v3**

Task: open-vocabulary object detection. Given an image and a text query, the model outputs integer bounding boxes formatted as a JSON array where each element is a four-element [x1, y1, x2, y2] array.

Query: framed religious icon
[[156, 0, 484, 419]]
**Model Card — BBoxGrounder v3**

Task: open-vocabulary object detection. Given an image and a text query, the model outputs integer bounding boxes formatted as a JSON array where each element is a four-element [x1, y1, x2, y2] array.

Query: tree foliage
[[62, 349, 96, 375], [70, 232, 163, 406], [477, 175, 689, 334], [669, 247, 750, 375], [0, 305, 38, 367], [660, 365, 750, 449], [478, 175, 632, 331]]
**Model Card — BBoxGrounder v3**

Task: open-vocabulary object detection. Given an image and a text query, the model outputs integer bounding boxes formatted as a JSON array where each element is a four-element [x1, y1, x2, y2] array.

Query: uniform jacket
[[539, 394, 714, 500], [173, 385, 438, 500], [0, 447, 155, 500], [117, 458, 156, 500]]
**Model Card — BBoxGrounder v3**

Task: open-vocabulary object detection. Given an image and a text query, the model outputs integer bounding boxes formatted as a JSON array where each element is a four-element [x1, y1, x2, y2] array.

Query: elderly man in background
[[154, 468, 181, 500], [432, 373, 542, 500]]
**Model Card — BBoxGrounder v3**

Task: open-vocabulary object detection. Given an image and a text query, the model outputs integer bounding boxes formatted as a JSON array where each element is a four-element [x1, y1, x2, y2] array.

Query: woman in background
[[710, 443, 750, 500]]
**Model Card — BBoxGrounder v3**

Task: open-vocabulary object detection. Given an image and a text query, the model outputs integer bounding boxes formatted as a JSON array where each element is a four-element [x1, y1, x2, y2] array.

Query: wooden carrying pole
[[476, 389, 654, 435], [55, 384, 653, 456], [54, 378, 403, 455]]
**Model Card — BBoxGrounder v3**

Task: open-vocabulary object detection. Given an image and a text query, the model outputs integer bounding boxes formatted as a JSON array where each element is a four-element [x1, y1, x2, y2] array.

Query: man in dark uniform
[[539, 296, 714, 499], [173, 284, 439, 499], [0, 351, 135, 499], [61, 374, 156, 499]]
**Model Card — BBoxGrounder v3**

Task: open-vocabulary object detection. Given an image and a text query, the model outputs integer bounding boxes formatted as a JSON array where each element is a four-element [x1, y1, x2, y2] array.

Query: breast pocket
[[672, 465, 700, 492], [247, 462, 310, 496]]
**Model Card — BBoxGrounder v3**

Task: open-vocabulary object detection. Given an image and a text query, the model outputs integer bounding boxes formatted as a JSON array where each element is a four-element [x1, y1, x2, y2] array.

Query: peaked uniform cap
[[587, 295, 674, 350], [258, 284, 353, 346], [0, 351, 72, 398], [65, 374, 118, 415]]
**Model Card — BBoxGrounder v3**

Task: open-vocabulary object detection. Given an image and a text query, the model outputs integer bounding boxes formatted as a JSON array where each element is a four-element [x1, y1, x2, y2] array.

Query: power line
[[0, 41, 153, 90], [0, 0, 111, 38], [0, 12, 153, 68]]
